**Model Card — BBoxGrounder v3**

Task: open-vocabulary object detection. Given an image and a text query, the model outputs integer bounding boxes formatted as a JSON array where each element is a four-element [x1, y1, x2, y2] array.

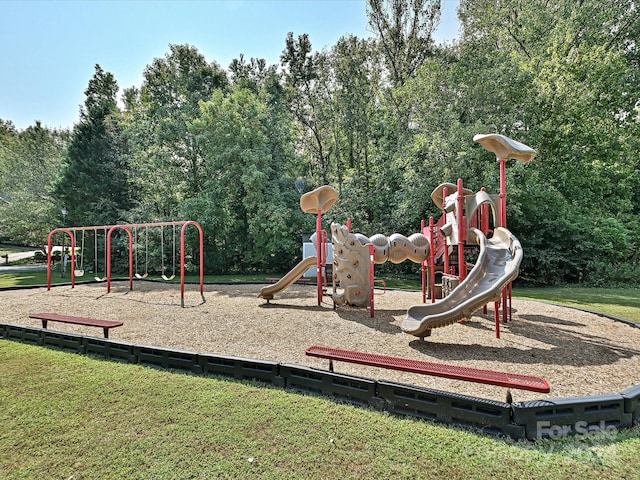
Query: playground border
[[1, 322, 639, 440]]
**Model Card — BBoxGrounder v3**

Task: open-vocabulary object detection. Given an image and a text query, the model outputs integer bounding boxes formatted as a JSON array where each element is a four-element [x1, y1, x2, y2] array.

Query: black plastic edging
[[512, 394, 633, 440], [1, 322, 639, 441], [376, 380, 524, 438]]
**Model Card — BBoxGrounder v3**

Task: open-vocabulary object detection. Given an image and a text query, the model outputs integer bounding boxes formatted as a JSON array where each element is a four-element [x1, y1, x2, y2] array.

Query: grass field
[[513, 286, 640, 323], [2, 341, 639, 479]]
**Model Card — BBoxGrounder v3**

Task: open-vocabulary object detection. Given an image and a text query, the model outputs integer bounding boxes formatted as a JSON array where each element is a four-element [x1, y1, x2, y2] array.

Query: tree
[[367, 0, 441, 88], [54, 65, 133, 227], [0, 120, 69, 246], [367, 0, 442, 148], [280, 32, 337, 185], [189, 87, 306, 272], [452, 0, 640, 283], [123, 44, 228, 220]]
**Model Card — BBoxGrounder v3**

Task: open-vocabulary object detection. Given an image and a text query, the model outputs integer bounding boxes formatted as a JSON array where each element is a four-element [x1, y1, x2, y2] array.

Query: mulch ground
[[3, 281, 640, 403]]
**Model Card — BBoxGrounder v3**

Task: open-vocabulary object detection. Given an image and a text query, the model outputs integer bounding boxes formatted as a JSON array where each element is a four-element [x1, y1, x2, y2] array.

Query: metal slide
[[401, 227, 522, 338], [258, 256, 318, 301]]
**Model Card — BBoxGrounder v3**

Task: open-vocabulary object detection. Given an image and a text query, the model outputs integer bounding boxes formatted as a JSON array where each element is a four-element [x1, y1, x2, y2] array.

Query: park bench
[[29, 313, 123, 339], [305, 345, 550, 393]]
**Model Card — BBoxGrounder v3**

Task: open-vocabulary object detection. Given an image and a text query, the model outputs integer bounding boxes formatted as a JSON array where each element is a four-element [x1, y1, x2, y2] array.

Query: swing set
[[46, 221, 205, 307]]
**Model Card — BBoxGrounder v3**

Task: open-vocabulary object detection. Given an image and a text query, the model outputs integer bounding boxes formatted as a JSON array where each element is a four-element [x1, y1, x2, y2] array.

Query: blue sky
[[1, 0, 460, 131]]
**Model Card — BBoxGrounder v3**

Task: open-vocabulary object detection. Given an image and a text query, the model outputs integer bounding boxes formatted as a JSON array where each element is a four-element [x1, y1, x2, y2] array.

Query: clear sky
[[1, 0, 460, 131]]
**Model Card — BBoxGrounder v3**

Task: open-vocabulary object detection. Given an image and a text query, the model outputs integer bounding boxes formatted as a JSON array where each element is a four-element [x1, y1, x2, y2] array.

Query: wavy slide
[[258, 256, 318, 301], [401, 227, 522, 338]]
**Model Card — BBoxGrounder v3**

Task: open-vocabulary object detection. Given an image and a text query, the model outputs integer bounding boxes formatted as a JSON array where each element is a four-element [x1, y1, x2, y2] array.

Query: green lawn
[[1, 341, 639, 480], [513, 286, 640, 323], [0, 269, 269, 288]]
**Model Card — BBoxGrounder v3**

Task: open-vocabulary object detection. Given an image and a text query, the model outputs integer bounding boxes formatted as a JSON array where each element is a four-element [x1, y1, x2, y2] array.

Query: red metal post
[[369, 244, 375, 318], [429, 217, 436, 303], [46, 228, 76, 290], [180, 221, 205, 307], [421, 219, 427, 303], [457, 178, 466, 280], [442, 185, 450, 276], [499, 159, 510, 324], [316, 210, 323, 306]]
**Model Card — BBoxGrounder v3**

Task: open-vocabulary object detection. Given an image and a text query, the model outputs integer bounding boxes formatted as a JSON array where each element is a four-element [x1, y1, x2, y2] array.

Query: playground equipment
[[259, 134, 534, 336], [161, 225, 177, 281], [94, 227, 109, 282], [401, 227, 522, 339], [74, 229, 86, 277], [328, 133, 535, 339], [331, 223, 430, 317], [134, 226, 149, 279], [258, 185, 338, 304], [46, 221, 205, 307], [400, 134, 534, 338]]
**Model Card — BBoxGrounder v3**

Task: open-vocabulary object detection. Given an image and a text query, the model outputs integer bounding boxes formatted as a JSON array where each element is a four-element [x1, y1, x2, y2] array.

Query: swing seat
[[161, 274, 176, 281], [135, 273, 148, 279], [94, 276, 106, 282], [74, 269, 85, 277]]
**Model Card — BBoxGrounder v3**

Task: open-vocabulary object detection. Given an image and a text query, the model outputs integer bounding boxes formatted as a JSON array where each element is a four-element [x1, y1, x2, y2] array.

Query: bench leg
[[103, 328, 109, 339], [42, 320, 47, 329]]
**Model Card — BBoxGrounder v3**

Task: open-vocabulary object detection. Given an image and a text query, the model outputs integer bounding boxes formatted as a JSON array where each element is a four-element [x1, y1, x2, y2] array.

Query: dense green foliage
[[1, 0, 638, 285]]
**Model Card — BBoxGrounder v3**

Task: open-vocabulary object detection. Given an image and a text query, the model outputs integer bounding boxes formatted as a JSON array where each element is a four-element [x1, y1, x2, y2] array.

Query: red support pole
[[457, 178, 466, 280], [46, 228, 76, 290], [316, 210, 323, 306], [421, 219, 427, 304], [499, 158, 510, 323], [429, 217, 436, 303], [442, 186, 450, 276], [369, 244, 375, 318], [180, 221, 205, 307]]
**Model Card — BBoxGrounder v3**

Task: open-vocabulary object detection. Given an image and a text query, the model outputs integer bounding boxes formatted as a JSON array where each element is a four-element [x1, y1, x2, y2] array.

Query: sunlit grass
[[2, 341, 639, 479], [513, 286, 640, 323]]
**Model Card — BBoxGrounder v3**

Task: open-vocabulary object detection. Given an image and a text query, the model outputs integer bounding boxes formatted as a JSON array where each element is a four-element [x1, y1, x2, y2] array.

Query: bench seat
[[305, 345, 550, 393], [29, 313, 123, 339]]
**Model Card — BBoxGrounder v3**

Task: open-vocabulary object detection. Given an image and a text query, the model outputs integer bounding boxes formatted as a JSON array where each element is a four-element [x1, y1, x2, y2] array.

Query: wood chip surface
[[3, 281, 640, 404]]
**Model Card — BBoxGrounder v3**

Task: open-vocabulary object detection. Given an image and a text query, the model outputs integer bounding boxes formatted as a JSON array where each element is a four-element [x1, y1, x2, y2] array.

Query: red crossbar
[[305, 345, 550, 393]]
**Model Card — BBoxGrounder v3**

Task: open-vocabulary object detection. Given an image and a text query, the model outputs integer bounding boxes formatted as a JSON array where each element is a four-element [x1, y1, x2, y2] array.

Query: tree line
[[1, 0, 638, 286]]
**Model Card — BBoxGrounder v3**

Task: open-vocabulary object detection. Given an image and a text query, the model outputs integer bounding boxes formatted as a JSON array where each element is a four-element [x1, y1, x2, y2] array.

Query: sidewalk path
[[0, 264, 47, 273], [0, 250, 47, 273]]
